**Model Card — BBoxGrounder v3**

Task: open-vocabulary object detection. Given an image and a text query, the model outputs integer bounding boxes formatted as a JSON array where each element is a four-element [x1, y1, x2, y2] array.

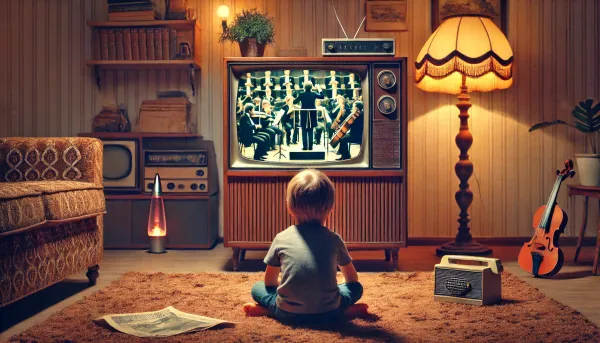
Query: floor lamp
[[415, 15, 514, 256]]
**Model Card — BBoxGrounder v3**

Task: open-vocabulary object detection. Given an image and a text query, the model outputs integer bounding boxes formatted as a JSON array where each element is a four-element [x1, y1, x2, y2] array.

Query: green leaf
[[529, 120, 574, 132], [571, 99, 600, 134]]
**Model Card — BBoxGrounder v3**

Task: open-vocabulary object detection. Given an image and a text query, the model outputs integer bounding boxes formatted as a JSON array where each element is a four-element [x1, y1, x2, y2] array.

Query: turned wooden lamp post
[[415, 15, 514, 256]]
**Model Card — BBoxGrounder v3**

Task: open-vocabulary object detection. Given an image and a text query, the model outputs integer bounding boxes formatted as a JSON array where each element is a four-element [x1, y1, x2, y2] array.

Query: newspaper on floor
[[93, 306, 234, 338]]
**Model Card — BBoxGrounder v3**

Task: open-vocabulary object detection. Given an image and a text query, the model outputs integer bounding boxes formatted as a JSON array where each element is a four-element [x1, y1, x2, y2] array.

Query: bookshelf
[[86, 20, 201, 95]]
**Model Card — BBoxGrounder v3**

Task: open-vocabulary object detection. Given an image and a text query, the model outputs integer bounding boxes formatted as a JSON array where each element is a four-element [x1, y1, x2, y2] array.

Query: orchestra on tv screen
[[236, 70, 364, 161]]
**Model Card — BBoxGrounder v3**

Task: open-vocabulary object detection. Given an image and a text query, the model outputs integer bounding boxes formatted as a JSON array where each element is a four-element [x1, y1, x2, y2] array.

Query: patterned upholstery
[[0, 184, 45, 233], [0, 137, 103, 187], [0, 137, 104, 306], [0, 216, 103, 306]]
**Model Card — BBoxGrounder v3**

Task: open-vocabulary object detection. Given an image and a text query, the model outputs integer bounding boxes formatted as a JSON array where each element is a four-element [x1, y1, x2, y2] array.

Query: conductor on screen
[[293, 82, 325, 151]]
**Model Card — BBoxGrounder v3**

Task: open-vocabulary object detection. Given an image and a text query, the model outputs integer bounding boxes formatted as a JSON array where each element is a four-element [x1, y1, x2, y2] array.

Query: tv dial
[[377, 70, 396, 90], [377, 95, 396, 115], [167, 182, 175, 190]]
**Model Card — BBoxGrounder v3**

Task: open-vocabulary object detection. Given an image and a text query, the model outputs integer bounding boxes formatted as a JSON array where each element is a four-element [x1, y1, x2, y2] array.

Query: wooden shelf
[[87, 20, 197, 30], [80, 132, 201, 139], [86, 60, 200, 70], [105, 194, 211, 200]]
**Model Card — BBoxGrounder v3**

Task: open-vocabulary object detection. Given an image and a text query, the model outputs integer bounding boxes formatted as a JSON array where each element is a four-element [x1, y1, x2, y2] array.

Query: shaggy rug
[[8, 271, 599, 343]]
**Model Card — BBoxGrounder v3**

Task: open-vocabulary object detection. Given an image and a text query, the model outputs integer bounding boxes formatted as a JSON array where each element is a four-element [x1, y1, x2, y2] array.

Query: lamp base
[[149, 236, 166, 254], [436, 239, 492, 257]]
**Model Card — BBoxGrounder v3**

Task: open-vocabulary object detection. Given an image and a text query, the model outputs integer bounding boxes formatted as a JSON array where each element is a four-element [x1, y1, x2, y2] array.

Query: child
[[243, 169, 368, 322]]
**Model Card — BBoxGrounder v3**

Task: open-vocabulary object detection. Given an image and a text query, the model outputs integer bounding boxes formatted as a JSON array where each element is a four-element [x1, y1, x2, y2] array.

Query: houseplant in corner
[[529, 98, 600, 186], [219, 8, 275, 57]]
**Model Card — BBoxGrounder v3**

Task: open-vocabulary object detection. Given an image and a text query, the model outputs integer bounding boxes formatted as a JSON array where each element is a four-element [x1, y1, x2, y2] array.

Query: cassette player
[[144, 150, 209, 194]]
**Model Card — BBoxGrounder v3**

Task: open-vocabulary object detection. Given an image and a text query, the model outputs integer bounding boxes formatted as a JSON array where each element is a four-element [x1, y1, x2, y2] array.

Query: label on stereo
[[145, 150, 207, 166], [144, 167, 207, 179], [144, 179, 208, 193]]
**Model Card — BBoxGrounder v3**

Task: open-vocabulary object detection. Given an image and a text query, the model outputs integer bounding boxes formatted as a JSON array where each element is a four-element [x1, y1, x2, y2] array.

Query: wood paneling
[[226, 176, 405, 245], [0, 0, 598, 238]]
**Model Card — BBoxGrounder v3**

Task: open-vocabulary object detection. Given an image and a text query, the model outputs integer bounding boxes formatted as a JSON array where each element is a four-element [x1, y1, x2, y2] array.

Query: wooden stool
[[568, 185, 600, 275]]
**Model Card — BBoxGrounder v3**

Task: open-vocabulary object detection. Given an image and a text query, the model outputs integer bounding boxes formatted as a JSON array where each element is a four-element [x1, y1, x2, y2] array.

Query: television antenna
[[331, 0, 366, 39]]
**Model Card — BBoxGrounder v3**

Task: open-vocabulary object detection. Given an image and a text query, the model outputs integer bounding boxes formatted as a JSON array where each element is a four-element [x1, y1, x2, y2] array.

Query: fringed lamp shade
[[415, 16, 513, 94]]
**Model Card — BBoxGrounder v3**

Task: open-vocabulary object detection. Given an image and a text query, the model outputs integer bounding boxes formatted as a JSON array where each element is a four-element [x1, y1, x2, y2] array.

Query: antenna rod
[[353, 16, 366, 39], [331, 0, 349, 39]]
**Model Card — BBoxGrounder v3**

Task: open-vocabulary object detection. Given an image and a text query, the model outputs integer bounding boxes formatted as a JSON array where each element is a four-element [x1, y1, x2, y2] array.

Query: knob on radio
[[377, 70, 396, 90], [377, 95, 397, 116]]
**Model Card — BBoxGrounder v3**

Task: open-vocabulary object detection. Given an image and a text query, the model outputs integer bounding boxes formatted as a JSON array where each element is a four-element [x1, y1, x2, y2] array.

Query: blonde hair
[[286, 169, 335, 224]]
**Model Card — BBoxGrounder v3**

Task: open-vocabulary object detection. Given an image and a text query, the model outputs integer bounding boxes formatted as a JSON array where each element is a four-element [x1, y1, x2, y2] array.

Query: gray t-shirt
[[263, 223, 352, 314]]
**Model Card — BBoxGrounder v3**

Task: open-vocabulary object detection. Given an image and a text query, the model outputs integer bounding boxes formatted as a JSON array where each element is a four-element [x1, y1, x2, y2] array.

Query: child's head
[[286, 169, 335, 224]]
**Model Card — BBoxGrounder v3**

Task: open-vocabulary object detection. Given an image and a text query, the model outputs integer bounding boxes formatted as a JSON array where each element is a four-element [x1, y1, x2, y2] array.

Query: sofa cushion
[[21, 181, 106, 221], [0, 184, 46, 234]]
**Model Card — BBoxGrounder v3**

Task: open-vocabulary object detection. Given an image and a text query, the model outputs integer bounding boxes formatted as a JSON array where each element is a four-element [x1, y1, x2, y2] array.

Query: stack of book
[[94, 27, 191, 61], [108, 0, 159, 21], [138, 97, 194, 133]]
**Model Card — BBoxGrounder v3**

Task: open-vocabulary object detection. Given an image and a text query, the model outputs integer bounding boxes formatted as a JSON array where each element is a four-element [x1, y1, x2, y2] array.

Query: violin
[[518, 160, 575, 277], [329, 107, 360, 148]]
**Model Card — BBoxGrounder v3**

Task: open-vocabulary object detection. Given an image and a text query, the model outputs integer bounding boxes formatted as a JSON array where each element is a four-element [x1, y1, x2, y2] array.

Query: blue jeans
[[250, 281, 363, 323]]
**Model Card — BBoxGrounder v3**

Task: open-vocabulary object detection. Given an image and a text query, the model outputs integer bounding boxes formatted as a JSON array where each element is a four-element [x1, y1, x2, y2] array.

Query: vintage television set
[[102, 139, 139, 191], [223, 57, 407, 270]]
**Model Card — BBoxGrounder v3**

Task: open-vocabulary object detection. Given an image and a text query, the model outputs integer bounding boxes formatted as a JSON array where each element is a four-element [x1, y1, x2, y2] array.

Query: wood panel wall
[[0, 0, 598, 238]]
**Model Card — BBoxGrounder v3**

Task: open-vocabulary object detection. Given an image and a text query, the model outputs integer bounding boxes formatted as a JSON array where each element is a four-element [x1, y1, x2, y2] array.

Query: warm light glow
[[415, 16, 513, 94], [149, 222, 166, 237], [217, 5, 229, 19]]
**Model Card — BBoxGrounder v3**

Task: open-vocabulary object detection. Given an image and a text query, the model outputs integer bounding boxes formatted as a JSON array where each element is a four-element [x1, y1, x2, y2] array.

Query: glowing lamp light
[[147, 173, 167, 253], [217, 5, 229, 32]]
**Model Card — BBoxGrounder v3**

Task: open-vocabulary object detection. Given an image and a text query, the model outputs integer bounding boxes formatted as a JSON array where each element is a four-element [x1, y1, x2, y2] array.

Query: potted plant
[[219, 8, 275, 57], [529, 98, 600, 186]]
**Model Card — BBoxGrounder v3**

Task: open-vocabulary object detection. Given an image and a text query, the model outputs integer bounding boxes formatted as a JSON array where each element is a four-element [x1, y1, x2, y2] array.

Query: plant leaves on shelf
[[572, 98, 600, 132]]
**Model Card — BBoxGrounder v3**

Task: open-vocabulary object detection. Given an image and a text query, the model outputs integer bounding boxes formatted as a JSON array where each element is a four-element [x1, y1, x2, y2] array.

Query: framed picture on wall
[[365, 0, 408, 32], [432, 0, 507, 34]]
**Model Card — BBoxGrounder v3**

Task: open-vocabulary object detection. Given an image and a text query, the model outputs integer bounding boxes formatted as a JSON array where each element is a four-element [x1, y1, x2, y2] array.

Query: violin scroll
[[556, 159, 575, 179]]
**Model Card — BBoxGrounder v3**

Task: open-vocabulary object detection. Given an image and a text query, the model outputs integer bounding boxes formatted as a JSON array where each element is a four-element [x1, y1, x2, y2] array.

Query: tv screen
[[231, 68, 368, 167], [103, 144, 133, 180]]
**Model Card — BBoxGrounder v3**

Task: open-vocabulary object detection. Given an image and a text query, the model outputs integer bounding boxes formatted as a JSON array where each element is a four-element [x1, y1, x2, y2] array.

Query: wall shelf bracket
[[189, 64, 196, 96], [94, 66, 101, 89]]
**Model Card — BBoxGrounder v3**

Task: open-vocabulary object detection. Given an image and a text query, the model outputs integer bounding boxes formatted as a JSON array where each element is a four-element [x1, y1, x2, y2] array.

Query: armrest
[[0, 137, 103, 187]]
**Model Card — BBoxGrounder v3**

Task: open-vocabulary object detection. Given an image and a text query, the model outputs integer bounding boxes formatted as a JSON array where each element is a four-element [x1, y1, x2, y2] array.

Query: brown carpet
[[8, 271, 600, 343]]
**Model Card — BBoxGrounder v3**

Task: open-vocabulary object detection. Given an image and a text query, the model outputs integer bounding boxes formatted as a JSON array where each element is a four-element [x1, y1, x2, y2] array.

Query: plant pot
[[575, 153, 600, 186], [239, 38, 266, 57]]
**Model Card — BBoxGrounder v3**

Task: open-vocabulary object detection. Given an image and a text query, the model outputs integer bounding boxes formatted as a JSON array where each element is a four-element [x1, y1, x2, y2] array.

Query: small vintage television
[[102, 140, 138, 191], [226, 57, 405, 170]]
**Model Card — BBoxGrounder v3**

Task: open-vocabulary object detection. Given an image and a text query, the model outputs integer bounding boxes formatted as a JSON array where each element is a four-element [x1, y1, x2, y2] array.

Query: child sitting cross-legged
[[243, 169, 369, 322]]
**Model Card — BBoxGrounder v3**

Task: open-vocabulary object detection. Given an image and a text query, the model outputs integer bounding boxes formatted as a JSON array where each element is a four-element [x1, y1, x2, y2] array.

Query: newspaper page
[[94, 306, 234, 338]]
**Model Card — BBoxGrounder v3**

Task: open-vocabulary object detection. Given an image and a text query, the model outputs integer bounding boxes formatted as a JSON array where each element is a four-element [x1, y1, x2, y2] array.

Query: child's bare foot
[[344, 303, 369, 318], [242, 303, 269, 317]]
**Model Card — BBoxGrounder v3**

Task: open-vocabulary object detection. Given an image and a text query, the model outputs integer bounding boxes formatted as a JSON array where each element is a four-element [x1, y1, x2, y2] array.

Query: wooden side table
[[568, 185, 600, 275]]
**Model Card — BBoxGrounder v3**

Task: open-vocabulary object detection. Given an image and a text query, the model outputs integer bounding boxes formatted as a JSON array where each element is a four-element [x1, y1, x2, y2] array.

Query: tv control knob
[[195, 169, 205, 176], [377, 95, 397, 116], [167, 182, 175, 190], [382, 43, 392, 51], [190, 184, 198, 190], [377, 70, 396, 90], [327, 44, 335, 52], [199, 184, 206, 191]]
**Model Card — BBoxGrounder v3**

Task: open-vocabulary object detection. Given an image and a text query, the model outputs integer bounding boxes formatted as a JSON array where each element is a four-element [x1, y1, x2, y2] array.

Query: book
[[123, 28, 132, 60], [93, 29, 101, 60], [131, 28, 139, 60], [169, 29, 177, 59], [162, 28, 170, 60], [100, 29, 109, 60], [139, 29, 147, 60], [154, 28, 162, 60], [146, 28, 155, 60], [115, 29, 124, 60], [108, 29, 116, 60]]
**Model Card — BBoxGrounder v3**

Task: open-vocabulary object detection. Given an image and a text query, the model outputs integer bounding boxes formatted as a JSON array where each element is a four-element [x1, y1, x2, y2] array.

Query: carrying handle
[[440, 255, 504, 274]]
